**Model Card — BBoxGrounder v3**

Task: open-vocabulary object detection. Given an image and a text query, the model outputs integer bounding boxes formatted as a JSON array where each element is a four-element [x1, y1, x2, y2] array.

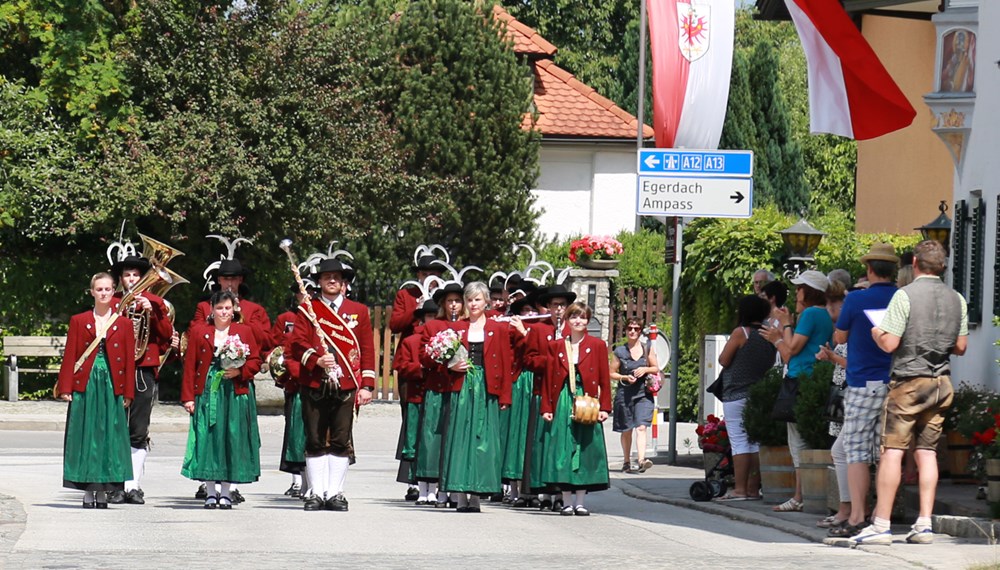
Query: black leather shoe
[[325, 493, 349, 512], [218, 496, 233, 510], [107, 490, 126, 504], [527, 497, 541, 509], [82, 500, 95, 509], [405, 487, 420, 501], [230, 489, 245, 504], [204, 496, 218, 509], [511, 498, 528, 508], [195, 483, 208, 500], [551, 498, 564, 512], [303, 495, 325, 511], [284, 483, 301, 497], [434, 500, 450, 508], [457, 505, 481, 513], [539, 499, 552, 511], [95, 501, 108, 509], [125, 489, 145, 505]]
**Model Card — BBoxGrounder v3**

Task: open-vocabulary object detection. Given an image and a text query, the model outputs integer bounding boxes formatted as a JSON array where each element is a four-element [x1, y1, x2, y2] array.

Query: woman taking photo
[[57, 272, 135, 509], [540, 302, 611, 516], [181, 290, 262, 509], [610, 318, 658, 473], [438, 281, 513, 513], [714, 295, 776, 501], [763, 271, 833, 513]]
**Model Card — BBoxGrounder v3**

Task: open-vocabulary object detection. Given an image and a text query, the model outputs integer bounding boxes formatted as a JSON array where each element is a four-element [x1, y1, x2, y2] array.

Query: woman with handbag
[[762, 270, 833, 513], [540, 302, 611, 516], [610, 318, 659, 473], [181, 290, 263, 509], [713, 295, 777, 501]]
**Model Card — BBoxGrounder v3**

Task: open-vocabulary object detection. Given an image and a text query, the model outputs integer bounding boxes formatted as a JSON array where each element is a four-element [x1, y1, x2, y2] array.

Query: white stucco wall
[[531, 143, 639, 242], [947, 1, 1000, 387]]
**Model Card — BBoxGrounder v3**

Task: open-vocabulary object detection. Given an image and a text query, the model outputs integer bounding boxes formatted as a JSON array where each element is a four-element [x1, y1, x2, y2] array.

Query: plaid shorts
[[841, 382, 889, 464]]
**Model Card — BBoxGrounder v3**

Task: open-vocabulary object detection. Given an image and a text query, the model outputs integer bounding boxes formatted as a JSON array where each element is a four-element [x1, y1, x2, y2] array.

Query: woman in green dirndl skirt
[[540, 302, 611, 516], [181, 291, 262, 509], [58, 273, 135, 509], [437, 281, 513, 513]]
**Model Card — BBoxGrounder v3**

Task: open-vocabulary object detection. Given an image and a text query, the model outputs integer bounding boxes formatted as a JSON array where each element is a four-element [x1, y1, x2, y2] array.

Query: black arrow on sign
[[730, 191, 745, 204]]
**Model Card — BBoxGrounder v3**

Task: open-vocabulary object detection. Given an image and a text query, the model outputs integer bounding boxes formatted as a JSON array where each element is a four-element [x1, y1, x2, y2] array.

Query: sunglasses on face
[[626, 326, 641, 331]]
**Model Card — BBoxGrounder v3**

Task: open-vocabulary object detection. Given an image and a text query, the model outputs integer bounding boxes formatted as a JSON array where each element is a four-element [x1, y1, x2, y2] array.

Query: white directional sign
[[636, 148, 754, 219], [636, 176, 752, 218]]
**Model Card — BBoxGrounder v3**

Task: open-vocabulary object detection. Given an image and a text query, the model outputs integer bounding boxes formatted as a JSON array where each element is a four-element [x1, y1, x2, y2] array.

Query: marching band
[[57, 235, 613, 515]]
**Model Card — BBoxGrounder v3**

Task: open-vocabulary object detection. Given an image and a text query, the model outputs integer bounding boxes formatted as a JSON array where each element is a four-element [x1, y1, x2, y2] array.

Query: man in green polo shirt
[[853, 240, 968, 546]]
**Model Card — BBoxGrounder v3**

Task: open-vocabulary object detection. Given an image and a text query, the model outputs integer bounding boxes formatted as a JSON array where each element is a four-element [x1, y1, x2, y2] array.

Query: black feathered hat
[[432, 282, 464, 304], [313, 258, 356, 282], [537, 284, 576, 306]]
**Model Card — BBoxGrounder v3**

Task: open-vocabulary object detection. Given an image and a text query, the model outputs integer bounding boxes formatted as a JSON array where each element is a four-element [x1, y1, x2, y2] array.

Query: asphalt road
[[0, 413, 921, 569]]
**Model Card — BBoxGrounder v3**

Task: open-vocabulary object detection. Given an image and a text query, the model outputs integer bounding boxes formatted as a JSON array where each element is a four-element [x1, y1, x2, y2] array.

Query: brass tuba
[[121, 233, 187, 362]]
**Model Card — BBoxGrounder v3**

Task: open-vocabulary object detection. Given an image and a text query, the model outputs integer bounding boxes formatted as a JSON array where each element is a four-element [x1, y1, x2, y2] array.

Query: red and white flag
[[784, 0, 916, 140], [648, 0, 734, 149]]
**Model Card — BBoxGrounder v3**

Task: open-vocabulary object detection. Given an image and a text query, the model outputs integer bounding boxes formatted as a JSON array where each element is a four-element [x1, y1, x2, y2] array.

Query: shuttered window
[[952, 200, 967, 298], [995, 195, 1000, 318], [968, 196, 985, 325]]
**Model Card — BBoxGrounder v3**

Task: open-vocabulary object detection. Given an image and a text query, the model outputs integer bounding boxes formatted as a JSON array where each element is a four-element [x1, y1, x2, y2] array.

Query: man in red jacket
[[108, 254, 173, 505], [289, 259, 376, 512], [389, 254, 444, 338]]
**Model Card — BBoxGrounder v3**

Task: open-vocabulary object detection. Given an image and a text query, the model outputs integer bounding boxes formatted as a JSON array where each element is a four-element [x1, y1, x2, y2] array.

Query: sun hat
[[790, 270, 829, 292], [860, 243, 900, 264]]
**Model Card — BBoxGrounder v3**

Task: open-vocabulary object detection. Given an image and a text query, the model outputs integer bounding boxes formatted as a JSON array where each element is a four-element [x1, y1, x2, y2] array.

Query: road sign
[[636, 176, 752, 218], [638, 149, 753, 178]]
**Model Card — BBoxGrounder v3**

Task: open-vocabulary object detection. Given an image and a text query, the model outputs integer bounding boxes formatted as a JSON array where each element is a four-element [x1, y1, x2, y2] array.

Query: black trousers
[[301, 386, 355, 457], [127, 367, 156, 450]]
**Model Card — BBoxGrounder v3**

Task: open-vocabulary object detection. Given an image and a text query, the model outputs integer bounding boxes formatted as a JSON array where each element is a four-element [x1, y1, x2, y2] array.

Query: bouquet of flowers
[[217, 334, 251, 369], [569, 235, 623, 263], [696, 414, 730, 453], [425, 328, 467, 368]]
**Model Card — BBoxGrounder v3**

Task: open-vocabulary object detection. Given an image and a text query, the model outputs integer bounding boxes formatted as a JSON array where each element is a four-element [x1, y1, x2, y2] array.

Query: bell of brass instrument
[[267, 346, 287, 382], [122, 233, 187, 361]]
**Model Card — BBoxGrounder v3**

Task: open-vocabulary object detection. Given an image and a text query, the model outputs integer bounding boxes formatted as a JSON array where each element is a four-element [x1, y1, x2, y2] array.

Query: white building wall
[[531, 143, 638, 241], [948, 1, 1000, 387]]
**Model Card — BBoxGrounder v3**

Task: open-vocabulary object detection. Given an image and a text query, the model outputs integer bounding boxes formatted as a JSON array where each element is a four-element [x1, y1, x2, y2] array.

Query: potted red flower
[[569, 235, 623, 270]]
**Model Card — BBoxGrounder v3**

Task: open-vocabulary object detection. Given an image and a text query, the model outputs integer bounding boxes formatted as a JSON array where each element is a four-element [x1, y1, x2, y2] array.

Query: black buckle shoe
[[325, 493, 349, 511], [107, 490, 126, 504], [125, 489, 145, 505], [82, 500, 95, 509], [538, 499, 552, 511], [195, 483, 208, 500], [230, 489, 245, 504], [218, 496, 233, 510], [405, 487, 420, 501], [303, 495, 324, 511], [551, 498, 564, 512], [284, 484, 301, 498]]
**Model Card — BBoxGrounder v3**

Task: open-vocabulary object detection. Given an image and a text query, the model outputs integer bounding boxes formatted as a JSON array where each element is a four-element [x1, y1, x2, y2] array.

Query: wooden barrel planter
[[987, 459, 1000, 503], [945, 431, 977, 483], [800, 449, 833, 514], [759, 445, 795, 504]]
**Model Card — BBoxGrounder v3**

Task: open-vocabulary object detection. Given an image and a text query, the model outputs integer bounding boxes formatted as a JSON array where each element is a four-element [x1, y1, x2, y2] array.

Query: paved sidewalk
[[610, 455, 1000, 570]]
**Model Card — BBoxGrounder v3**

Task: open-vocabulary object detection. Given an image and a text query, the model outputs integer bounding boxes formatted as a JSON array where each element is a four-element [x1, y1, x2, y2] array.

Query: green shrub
[[794, 361, 835, 450], [744, 367, 788, 447]]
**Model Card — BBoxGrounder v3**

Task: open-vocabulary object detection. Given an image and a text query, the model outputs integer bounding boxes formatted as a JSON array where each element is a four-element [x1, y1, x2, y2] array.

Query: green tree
[[378, 0, 540, 268]]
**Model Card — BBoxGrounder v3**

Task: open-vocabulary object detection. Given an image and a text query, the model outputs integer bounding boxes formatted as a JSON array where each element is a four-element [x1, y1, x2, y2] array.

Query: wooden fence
[[609, 287, 669, 344], [369, 305, 401, 401]]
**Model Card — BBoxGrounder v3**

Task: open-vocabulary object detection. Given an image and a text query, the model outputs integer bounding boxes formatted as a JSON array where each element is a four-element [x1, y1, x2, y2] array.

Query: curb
[[611, 477, 825, 544]]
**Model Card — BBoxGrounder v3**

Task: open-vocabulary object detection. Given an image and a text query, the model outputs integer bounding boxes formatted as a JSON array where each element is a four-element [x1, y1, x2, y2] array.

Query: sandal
[[771, 498, 803, 512], [817, 514, 846, 528], [713, 493, 748, 502], [828, 522, 865, 538]]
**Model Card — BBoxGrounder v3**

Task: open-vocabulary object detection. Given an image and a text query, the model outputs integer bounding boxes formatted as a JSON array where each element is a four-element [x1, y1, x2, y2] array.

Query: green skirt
[[539, 378, 610, 492], [440, 366, 502, 494], [500, 370, 533, 481], [279, 391, 306, 473], [415, 390, 450, 482], [402, 401, 420, 460], [524, 394, 549, 493], [63, 351, 132, 491], [181, 362, 261, 483]]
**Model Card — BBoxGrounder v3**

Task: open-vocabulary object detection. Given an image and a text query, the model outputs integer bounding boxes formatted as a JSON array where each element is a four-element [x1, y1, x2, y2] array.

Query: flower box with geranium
[[569, 235, 623, 264]]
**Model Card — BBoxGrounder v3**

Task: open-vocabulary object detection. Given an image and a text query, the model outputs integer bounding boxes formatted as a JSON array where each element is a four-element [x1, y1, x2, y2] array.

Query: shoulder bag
[[567, 339, 600, 425]]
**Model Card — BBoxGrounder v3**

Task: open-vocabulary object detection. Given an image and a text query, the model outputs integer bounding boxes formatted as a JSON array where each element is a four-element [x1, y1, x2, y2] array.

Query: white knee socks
[[575, 490, 586, 507], [84, 490, 95, 503], [125, 447, 147, 492], [292, 473, 302, 487], [205, 481, 219, 498], [417, 481, 430, 501], [220, 482, 232, 500], [561, 491, 572, 507], [306, 456, 328, 498], [329, 455, 349, 496]]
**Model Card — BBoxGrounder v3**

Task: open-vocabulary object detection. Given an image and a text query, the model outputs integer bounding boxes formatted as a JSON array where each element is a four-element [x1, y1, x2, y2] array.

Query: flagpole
[[634, 0, 647, 232]]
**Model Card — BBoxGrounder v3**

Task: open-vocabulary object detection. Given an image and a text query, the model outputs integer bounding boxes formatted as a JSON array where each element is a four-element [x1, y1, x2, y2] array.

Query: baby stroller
[[689, 446, 735, 502]]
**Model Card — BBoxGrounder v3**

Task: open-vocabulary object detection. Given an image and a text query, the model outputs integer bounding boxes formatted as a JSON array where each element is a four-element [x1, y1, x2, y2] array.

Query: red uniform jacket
[[181, 322, 262, 402], [190, 298, 272, 353], [112, 291, 173, 373], [540, 335, 612, 415], [270, 311, 301, 393], [521, 319, 557, 395], [57, 311, 136, 399], [420, 318, 514, 405], [392, 328, 425, 404], [289, 297, 376, 391], [389, 287, 420, 338]]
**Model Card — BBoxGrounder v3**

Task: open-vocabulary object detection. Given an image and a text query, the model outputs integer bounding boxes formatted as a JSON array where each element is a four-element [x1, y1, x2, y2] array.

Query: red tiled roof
[[526, 59, 655, 139], [492, 5, 557, 57]]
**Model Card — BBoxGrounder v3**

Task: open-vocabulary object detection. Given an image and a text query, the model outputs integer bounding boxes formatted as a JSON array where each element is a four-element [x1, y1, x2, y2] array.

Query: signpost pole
[[667, 218, 683, 465]]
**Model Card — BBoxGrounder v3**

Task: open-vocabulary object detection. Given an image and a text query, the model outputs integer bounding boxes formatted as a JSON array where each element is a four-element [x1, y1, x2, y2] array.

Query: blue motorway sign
[[637, 149, 753, 178]]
